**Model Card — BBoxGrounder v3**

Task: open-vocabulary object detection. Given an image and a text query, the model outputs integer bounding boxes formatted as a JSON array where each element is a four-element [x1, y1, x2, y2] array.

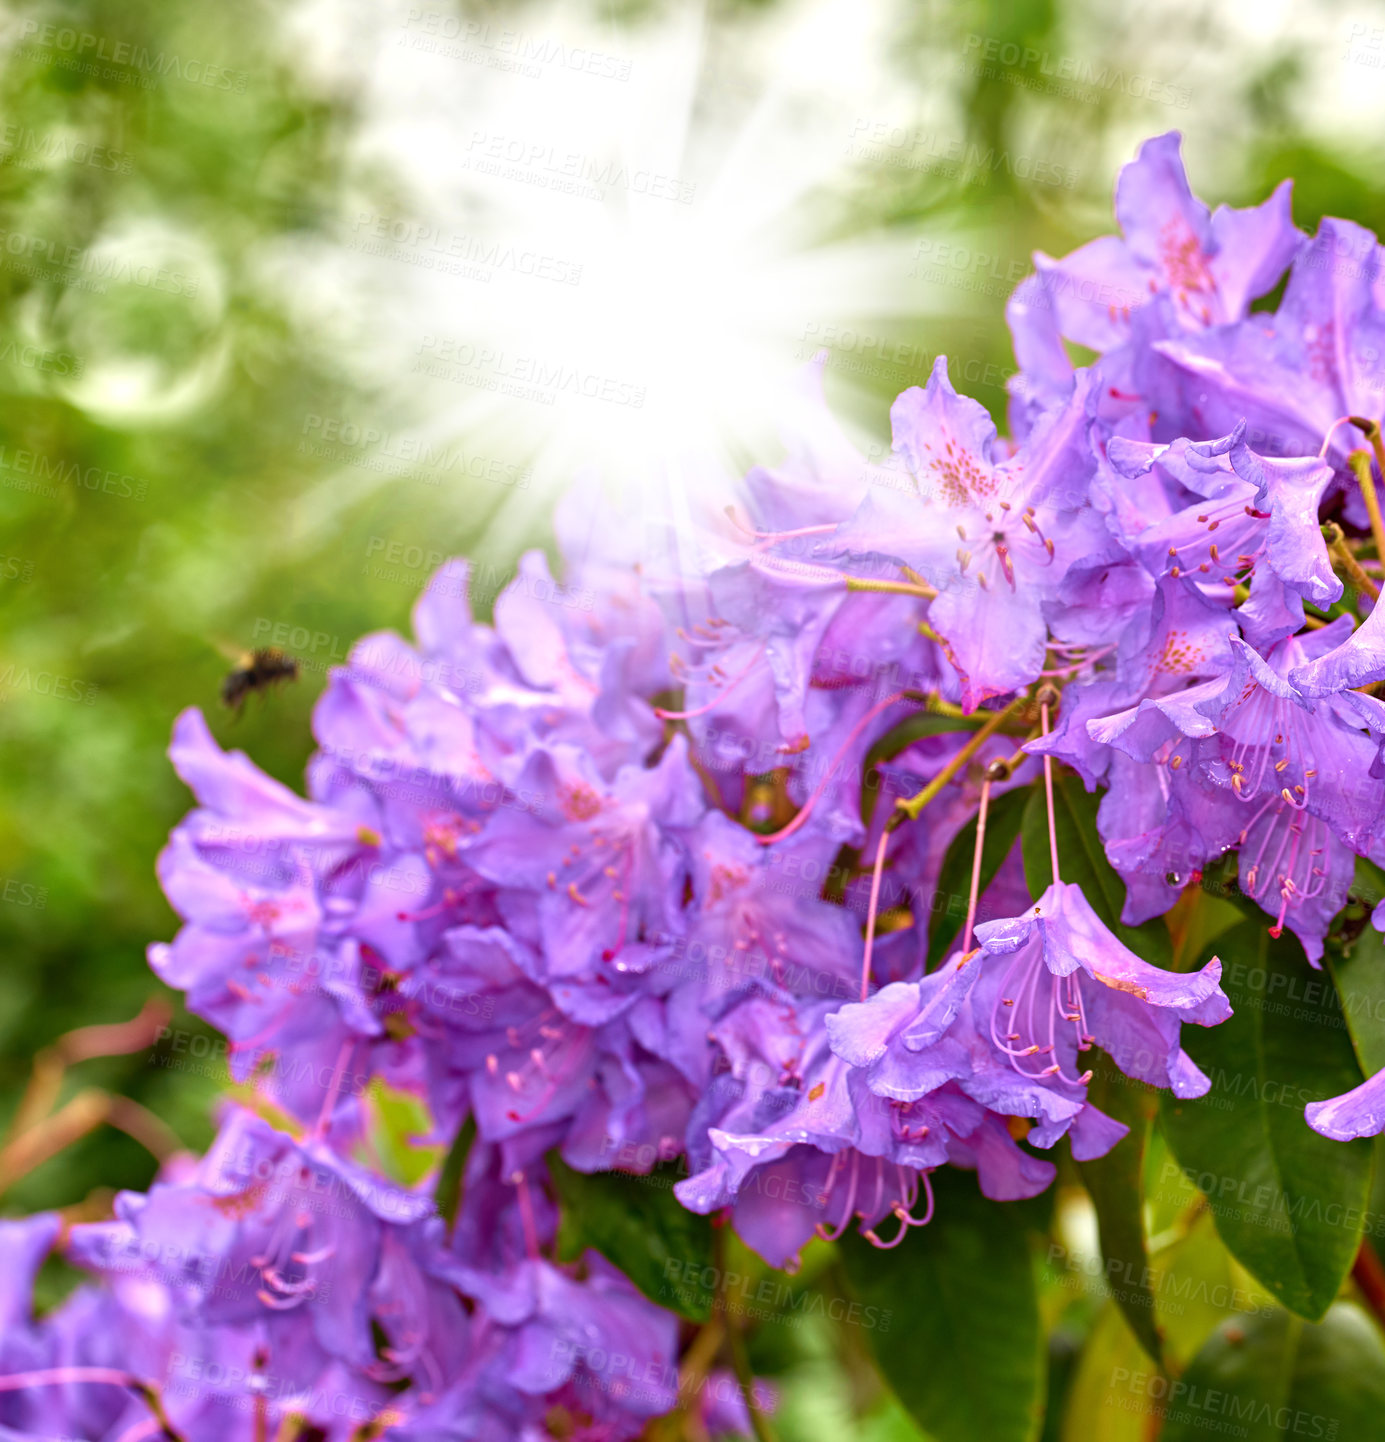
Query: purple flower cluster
[[7, 129, 1385, 1436]]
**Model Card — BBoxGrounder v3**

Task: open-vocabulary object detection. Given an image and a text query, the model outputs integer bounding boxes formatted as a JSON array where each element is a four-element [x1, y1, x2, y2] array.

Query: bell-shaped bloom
[[825, 961, 1108, 1156], [675, 994, 1053, 1268], [825, 879, 1228, 1159], [67, 1110, 441, 1381], [662, 811, 863, 1026], [1090, 627, 1385, 957], [1023, 131, 1299, 355], [831, 358, 1110, 709], [1028, 576, 1238, 791], [1103, 426, 1339, 648], [972, 882, 1230, 1097], [1154, 217, 1385, 474], [1290, 596, 1385, 701], [150, 711, 444, 1122]]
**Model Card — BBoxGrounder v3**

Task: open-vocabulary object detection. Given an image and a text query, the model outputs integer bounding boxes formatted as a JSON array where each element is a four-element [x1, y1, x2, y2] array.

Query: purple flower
[[825, 875, 1228, 1163], [1088, 627, 1385, 956], [646, 353, 922, 759], [1030, 575, 1238, 792], [1102, 427, 1339, 648], [971, 881, 1230, 1096], [832, 359, 1110, 709], [675, 993, 1053, 1267], [464, 738, 705, 997], [67, 1109, 441, 1380], [424, 1251, 679, 1439], [668, 810, 863, 1020], [0, 1214, 60, 1343], [1024, 131, 1300, 353], [1306, 1068, 1385, 1141], [1153, 218, 1385, 476]]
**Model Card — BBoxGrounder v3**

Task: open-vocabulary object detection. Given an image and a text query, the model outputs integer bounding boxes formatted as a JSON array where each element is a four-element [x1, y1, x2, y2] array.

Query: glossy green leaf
[[1019, 773, 1171, 966], [927, 782, 1033, 967], [1159, 1303, 1385, 1442], [1352, 855, 1385, 914], [1076, 1055, 1162, 1362], [1160, 920, 1372, 1320], [840, 1168, 1043, 1442], [1325, 923, 1385, 1077], [1148, 1207, 1279, 1375], [547, 1156, 714, 1321], [1058, 1304, 1149, 1442]]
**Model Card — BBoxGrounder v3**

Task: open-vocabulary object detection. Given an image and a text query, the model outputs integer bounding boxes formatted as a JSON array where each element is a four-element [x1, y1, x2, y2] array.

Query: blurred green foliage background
[[2, 0, 1385, 1432]]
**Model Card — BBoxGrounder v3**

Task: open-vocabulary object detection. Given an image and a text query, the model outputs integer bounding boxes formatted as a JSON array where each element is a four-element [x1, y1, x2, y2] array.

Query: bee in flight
[[220, 647, 299, 716]]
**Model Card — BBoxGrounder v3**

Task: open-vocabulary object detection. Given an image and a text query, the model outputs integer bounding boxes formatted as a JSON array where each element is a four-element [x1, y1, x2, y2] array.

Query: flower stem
[[860, 825, 892, 1001], [962, 776, 993, 955], [889, 695, 1026, 827], [1323, 519, 1382, 602], [1038, 686, 1061, 886], [713, 1227, 779, 1442], [313, 1038, 356, 1138], [1346, 436, 1385, 565], [1356, 414, 1385, 489]]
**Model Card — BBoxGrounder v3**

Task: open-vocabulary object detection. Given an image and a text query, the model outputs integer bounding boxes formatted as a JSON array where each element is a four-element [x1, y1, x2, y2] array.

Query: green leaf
[[547, 1156, 715, 1321], [1325, 924, 1385, 1077], [1353, 855, 1385, 913], [1158, 1303, 1385, 1442], [1076, 1055, 1163, 1362], [1058, 1305, 1149, 1442], [927, 783, 1033, 967], [1020, 773, 1171, 966], [357, 1079, 444, 1187], [1146, 1206, 1281, 1375], [861, 710, 992, 829], [1160, 919, 1372, 1320], [840, 1168, 1043, 1442], [433, 1115, 475, 1232]]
